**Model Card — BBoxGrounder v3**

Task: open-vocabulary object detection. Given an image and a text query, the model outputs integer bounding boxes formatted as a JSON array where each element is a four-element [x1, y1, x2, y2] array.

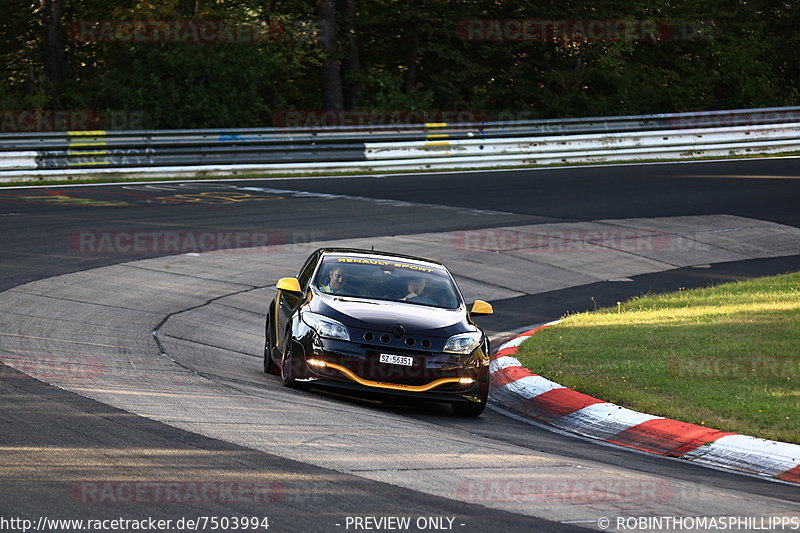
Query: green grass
[[2, 151, 798, 188], [515, 272, 800, 444]]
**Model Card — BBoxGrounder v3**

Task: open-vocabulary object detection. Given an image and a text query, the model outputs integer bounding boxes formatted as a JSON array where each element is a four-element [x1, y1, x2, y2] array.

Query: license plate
[[379, 354, 414, 366]]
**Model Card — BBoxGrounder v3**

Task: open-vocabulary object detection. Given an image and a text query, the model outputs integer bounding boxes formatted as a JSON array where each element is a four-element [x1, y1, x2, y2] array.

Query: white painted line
[[502, 375, 564, 400], [685, 434, 800, 477], [555, 402, 661, 441], [496, 334, 530, 350], [489, 356, 522, 373]]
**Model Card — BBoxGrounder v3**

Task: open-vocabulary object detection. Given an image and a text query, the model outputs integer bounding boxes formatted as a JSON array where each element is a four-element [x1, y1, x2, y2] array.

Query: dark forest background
[[2, 0, 799, 130]]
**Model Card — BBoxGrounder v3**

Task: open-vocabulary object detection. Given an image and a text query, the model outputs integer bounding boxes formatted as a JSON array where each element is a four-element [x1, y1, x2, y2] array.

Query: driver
[[402, 277, 426, 301], [319, 266, 346, 294]]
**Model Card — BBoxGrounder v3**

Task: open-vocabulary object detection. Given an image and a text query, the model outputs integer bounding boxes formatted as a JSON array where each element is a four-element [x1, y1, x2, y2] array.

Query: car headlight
[[443, 332, 482, 354], [302, 312, 350, 341]]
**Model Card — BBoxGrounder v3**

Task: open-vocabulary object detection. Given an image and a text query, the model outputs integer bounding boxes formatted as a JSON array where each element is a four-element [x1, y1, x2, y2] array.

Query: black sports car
[[264, 248, 494, 416]]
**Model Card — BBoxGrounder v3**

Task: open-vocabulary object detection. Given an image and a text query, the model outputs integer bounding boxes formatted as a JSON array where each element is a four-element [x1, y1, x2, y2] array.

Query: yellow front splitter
[[307, 360, 472, 393]]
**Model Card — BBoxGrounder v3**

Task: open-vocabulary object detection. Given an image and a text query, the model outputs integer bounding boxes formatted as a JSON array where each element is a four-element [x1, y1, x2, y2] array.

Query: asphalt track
[[1, 158, 799, 532]]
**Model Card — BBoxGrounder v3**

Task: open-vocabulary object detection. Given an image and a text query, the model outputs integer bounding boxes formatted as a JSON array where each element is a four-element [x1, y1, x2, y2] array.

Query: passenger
[[320, 266, 346, 294]]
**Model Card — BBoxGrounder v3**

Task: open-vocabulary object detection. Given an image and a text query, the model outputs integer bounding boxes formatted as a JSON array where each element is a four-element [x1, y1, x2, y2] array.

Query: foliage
[[1, 0, 798, 129]]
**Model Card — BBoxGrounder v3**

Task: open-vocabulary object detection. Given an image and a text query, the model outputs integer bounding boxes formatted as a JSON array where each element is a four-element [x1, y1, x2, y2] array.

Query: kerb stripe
[[610, 418, 735, 456]]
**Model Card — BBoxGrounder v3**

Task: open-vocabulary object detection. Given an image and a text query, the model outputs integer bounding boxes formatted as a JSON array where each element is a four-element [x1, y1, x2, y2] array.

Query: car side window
[[297, 253, 319, 290]]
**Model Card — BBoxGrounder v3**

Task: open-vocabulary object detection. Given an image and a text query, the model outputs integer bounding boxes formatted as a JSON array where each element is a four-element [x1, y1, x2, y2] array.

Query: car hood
[[312, 294, 470, 335]]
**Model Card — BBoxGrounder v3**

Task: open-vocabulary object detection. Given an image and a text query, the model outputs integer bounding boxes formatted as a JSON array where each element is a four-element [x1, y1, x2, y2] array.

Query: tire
[[451, 399, 486, 417], [263, 316, 275, 374], [280, 338, 305, 389], [264, 342, 275, 374]]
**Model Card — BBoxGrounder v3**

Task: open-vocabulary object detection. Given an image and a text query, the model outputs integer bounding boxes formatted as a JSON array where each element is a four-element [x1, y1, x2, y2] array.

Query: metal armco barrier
[[1, 106, 799, 181]]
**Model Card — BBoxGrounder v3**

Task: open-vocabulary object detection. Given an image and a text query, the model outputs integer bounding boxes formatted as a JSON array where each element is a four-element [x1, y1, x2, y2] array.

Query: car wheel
[[451, 399, 486, 417], [264, 344, 274, 374], [280, 339, 305, 389], [264, 316, 275, 374]]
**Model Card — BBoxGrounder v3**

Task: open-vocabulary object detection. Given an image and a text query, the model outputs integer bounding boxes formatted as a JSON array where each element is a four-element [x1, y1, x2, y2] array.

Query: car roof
[[314, 247, 447, 270]]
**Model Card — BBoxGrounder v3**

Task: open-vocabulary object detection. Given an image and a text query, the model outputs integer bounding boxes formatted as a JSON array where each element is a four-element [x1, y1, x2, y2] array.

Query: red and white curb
[[489, 322, 800, 484]]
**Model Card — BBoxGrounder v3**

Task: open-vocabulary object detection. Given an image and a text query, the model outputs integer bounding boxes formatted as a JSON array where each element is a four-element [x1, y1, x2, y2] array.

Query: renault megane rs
[[264, 248, 493, 416]]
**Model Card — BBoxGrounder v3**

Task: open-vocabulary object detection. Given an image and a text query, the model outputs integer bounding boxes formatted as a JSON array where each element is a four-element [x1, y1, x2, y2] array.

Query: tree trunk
[[342, 0, 363, 108], [317, 0, 344, 111], [40, 0, 67, 88], [405, 25, 420, 96]]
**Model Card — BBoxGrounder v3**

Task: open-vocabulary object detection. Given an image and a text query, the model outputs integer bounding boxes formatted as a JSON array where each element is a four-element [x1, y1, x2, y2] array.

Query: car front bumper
[[291, 334, 489, 404]]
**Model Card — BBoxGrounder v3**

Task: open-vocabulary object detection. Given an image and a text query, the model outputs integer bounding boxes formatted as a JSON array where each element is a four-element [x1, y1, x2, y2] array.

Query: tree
[[317, 0, 344, 110], [39, 0, 68, 90], [0, 0, 796, 130]]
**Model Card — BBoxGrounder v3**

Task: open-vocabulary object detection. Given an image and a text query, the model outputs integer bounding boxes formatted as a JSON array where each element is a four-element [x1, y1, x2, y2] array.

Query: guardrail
[[1, 106, 799, 181]]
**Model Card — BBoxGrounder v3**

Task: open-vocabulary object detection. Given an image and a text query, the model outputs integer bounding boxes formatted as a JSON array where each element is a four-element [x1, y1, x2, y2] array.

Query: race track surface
[[1, 158, 799, 532]]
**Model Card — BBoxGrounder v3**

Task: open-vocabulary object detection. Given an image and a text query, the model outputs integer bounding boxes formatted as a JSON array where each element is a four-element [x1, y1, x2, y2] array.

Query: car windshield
[[314, 256, 462, 309]]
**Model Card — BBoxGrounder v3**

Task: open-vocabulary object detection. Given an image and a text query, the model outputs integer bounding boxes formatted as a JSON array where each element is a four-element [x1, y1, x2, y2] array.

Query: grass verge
[[515, 271, 800, 444]]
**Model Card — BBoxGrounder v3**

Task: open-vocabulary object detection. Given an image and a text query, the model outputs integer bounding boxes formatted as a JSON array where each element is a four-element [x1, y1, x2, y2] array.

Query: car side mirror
[[276, 277, 302, 294], [470, 300, 493, 316]]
